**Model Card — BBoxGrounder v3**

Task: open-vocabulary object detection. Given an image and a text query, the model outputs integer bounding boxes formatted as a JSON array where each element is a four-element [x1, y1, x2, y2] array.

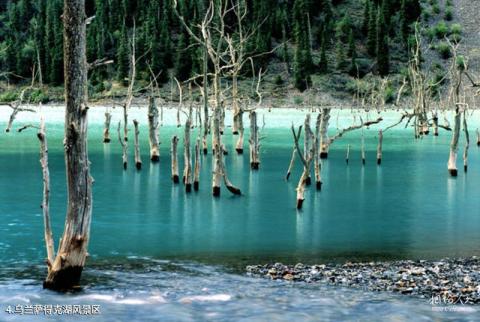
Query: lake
[[0, 106, 478, 321]]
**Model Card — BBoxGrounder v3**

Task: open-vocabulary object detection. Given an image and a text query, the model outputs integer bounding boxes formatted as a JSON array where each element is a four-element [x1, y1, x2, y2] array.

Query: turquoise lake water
[[0, 106, 478, 321]]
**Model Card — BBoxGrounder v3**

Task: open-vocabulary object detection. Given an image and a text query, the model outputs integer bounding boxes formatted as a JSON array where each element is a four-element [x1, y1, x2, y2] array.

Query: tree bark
[[183, 114, 192, 192], [304, 114, 312, 185], [171, 135, 179, 183], [44, 0, 93, 291], [103, 111, 111, 143], [37, 118, 55, 270], [319, 108, 331, 159], [193, 137, 200, 191], [249, 111, 260, 170], [346, 144, 350, 165], [448, 109, 461, 177], [463, 113, 469, 173], [285, 145, 296, 180], [314, 114, 322, 190], [117, 121, 128, 170], [377, 129, 383, 165], [133, 119, 142, 170], [148, 96, 160, 162]]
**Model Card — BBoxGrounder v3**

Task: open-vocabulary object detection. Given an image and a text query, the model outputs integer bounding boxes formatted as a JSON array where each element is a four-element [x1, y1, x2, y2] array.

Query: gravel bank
[[246, 257, 480, 304]]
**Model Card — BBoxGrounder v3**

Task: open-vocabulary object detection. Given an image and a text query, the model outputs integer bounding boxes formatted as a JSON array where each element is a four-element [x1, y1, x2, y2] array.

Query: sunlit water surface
[[0, 106, 478, 321]]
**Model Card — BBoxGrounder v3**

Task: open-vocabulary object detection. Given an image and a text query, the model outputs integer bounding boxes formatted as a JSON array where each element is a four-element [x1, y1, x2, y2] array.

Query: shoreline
[[246, 257, 480, 305]]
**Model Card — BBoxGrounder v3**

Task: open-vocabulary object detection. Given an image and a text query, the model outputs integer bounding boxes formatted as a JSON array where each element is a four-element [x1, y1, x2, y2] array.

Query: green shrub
[[456, 56, 466, 71], [450, 23, 462, 35], [29, 89, 49, 104], [0, 91, 18, 102], [434, 21, 449, 38], [274, 75, 283, 85], [444, 7, 453, 20], [422, 9, 431, 21], [436, 42, 451, 59], [431, 4, 440, 14], [293, 95, 304, 105], [384, 86, 395, 104]]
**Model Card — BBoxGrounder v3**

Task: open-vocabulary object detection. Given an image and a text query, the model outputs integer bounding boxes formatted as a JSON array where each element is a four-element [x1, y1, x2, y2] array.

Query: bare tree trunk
[[232, 74, 241, 135], [133, 119, 142, 170], [377, 129, 383, 165], [117, 121, 128, 170], [433, 112, 439, 136], [194, 137, 200, 191], [314, 113, 322, 190], [103, 111, 111, 143], [202, 46, 209, 155], [171, 135, 179, 183], [37, 118, 55, 269], [361, 128, 366, 165], [285, 145, 296, 180], [346, 144, 350, 164], [319, 108, 331, 159], [291, 125, 312, 210], [448, 109, 461, 177], [235, 115, 244, 154], [44, 0, 93, 290], [148, 96, 160, 162], [183, 114, 192, 192], [476, 128, 479, 146], [249, 111, 260, 170], [463, 113, 469, 173], [304, 114, 312, 185]]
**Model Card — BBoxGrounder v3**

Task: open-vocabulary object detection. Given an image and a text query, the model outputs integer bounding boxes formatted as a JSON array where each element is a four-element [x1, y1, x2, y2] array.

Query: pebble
[[246, 257, 480, 304]]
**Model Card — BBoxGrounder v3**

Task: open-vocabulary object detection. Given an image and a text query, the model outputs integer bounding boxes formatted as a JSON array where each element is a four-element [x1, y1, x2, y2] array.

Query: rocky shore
[[246, 257, 480, 304]]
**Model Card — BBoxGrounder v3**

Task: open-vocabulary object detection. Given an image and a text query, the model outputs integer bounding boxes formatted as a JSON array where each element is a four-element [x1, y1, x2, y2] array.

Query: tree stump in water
[[133, 120, 142, 170], [171, 135, 179, 183], [148, 96, 160, 162]]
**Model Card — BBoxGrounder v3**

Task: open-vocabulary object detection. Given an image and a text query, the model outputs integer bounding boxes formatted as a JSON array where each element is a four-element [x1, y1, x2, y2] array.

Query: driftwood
[[171, 135, 179, 183], [44, 0, 93, 290], [103, 111, 112, 143], [133, 119, 142, 170]]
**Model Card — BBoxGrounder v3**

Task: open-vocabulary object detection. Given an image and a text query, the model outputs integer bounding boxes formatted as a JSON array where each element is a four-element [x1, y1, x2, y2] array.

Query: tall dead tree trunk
[[361, 128, 366, 165], [433, 112, 439, 136], [171, 135, 179, 183], [194, 137, 200, 191], [463, 113, 469, 172], [346, 144, 350, 164], [44, 0, 93, 290], [133, 119, 142, 170], [448, 109, 461, 176], [249, 111, 260, 169], [285, 145, 296, 180], [314, 113, 322, 190], [377, 129, 383, 165], [319, 108, 331, 159], [117, 121, 128, 169], [292, 125, 312, 210], [148, 96, 160, 162], [37, 118, 55, 270], [202, 47, 209, 155], [183, 112, 193, 192], [304, 114, 312, 185], [103, 111, 111, 143]]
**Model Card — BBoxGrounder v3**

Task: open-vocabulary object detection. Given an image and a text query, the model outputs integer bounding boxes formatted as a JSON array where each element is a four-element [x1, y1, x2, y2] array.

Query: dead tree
[[183, 109, 193, 192], [37, 119, 55, 271], [319, 108, 331, 158], [133, 119, 142, 170], [193, 137, 201, 191], [303, 114, 312, 185], [463, 112, 469, 172], [285, 145, 297, 181], [292, 124, 313, 210], [103, 110, 112, 143], [377, 129, 383, 165], [476, 128, 480, 146], [313, 113, 322, 190], [117, 121, 128, 169], [345, 144, 350, 164], [5, 87, 35, 132], [171, 136, 179, 183], [147, 96, 160, 162], [249, 111, 260, 169], [174, 0, 241, 197], [361, 128, 366, 165], [44, 0, 93, 290]]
